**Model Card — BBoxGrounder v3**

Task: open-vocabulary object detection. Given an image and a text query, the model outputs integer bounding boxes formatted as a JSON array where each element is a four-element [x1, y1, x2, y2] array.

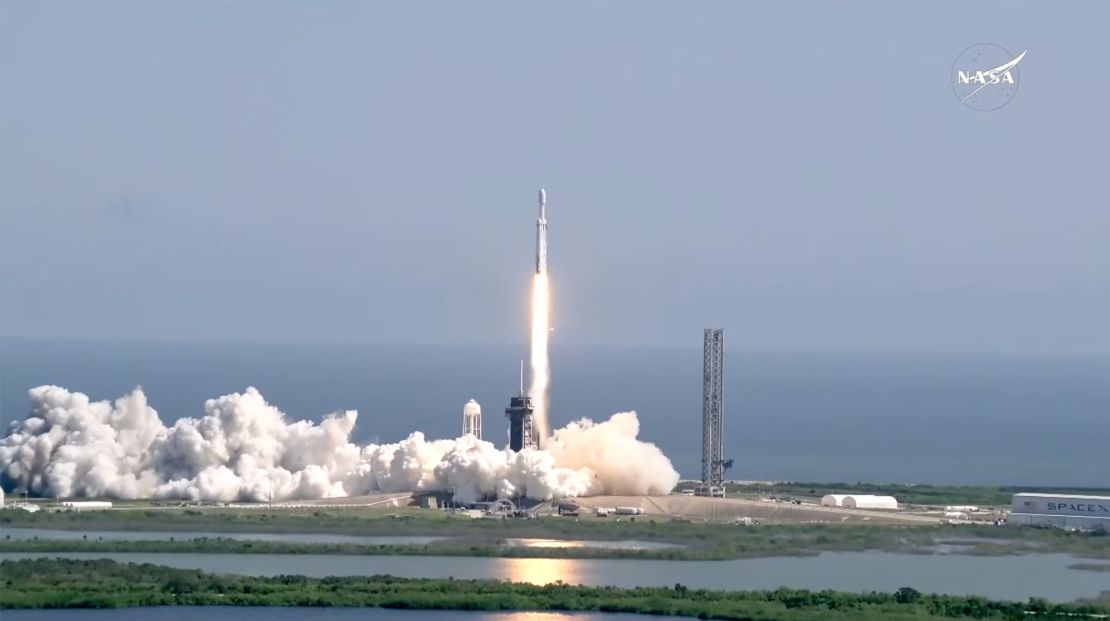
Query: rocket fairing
[[536, 188, 548, 274]]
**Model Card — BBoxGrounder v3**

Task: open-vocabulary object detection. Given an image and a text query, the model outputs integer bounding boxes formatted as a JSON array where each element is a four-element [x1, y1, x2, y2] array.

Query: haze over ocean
[[2, 338, 1105, 488]]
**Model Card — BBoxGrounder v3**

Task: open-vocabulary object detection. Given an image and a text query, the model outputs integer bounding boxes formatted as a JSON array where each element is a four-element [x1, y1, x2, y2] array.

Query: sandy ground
[[56, 491, 937, 524], [572, 495, 940, 524]]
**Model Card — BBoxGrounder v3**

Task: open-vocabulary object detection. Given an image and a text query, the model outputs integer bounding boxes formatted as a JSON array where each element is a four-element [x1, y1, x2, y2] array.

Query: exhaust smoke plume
[[0, 385, 679, 503], [529, 272, 551, 444]]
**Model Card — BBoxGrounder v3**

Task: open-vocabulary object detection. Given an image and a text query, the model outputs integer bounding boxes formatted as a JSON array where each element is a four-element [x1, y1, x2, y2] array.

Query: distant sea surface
[[1, 339, 1106, 487]]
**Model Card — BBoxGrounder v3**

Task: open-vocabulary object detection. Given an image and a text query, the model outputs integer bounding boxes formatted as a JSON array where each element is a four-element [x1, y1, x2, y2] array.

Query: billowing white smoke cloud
[[0, 386, 679, 503]]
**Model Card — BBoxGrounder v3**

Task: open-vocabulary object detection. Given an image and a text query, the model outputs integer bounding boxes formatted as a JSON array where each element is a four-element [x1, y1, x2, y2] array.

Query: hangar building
[[1008, 493, 1110, 531], [820, 494, 899, 510]]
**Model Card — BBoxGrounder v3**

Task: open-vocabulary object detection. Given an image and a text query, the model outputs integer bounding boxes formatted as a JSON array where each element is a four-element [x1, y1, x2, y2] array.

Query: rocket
[[536, 188, 548, 274]]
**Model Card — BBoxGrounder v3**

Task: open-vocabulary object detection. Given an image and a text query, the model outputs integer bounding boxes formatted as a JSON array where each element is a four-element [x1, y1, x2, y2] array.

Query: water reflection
[[503, 538, 677, 550], [2, 551, 1103, 603], [507, 538, 589, 549], [503, 557, 581, 586]]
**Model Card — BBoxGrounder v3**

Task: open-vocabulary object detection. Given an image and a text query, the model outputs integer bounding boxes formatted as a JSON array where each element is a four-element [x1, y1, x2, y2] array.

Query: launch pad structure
[[699, 328, 730, 495], [506, 362, 538, 452]]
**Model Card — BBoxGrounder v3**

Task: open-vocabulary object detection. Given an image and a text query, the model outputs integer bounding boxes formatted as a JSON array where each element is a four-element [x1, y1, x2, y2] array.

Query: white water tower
[[463, 399, 482, 439]]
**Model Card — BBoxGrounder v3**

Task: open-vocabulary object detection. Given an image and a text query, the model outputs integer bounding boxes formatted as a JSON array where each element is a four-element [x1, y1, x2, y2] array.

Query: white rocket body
[[536, 188, 548, 274]]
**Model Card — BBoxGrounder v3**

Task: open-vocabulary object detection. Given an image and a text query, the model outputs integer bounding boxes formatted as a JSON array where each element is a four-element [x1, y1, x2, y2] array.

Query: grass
[[3, 509, 1108, 560], [2, 557, 1107, 619]]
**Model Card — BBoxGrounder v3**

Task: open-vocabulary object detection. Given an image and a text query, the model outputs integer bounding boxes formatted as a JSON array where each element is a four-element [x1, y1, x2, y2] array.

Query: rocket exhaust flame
[[530, 272, 550, 445], [530, 189, 551, 445]]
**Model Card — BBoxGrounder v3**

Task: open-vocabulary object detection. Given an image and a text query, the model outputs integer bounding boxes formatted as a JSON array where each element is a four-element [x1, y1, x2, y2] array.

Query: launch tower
[[505, 363, 538, 451], [700, 328, 731, 491]]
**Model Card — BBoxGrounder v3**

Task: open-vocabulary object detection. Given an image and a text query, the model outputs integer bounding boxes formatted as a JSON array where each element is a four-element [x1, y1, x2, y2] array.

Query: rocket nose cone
[[539, 188, 546, 206]]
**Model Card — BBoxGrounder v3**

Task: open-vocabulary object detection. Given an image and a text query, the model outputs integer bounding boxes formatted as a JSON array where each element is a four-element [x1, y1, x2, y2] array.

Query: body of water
[[1, 528, 674, 551], [3, 339, 1107, 486], [2, 550, 1104, 603]]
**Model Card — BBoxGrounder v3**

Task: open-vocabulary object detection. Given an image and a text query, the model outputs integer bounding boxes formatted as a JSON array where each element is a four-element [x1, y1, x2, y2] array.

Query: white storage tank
[[614, 506, 645, 515], [821, 494, 899, 510]]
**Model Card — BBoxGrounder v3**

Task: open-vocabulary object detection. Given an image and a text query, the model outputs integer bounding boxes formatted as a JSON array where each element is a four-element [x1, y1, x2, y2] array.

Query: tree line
[[2, 558, 1107, 620]]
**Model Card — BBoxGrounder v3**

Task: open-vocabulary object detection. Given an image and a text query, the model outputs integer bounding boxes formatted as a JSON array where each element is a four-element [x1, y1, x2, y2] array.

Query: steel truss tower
[[702, 328, 725, 486]]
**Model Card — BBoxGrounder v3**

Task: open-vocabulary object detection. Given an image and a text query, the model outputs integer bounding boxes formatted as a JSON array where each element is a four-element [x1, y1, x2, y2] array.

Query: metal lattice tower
[[702, 329, 725, 486]]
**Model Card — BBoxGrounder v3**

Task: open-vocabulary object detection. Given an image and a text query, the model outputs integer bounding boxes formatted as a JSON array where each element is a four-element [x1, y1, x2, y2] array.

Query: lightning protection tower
[[702, 328, 726, 487]]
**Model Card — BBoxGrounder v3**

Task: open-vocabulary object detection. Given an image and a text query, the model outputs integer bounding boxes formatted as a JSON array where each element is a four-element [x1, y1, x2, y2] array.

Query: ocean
[[1, 338, 1106, 487]]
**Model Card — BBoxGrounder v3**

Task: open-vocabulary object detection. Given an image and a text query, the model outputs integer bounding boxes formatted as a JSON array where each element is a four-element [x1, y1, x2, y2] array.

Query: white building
[[1009, 493, 1110, 531], [59, 501, 113, 511], [821, 494, 899, 510]]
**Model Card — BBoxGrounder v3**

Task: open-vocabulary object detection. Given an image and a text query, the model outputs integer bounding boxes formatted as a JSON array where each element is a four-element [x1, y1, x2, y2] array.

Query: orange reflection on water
[[508, 538, 586, 549], [503, 556, 581, 586]]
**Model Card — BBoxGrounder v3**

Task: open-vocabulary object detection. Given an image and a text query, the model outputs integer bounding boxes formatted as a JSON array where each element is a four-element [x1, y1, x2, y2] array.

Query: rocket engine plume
[[530, 272, 550, 445], [530, 189, 551, 444]]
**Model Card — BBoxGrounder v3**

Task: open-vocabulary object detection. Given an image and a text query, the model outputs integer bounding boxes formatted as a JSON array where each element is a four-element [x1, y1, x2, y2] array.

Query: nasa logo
[[957, 69, 1015, 85], [951, 43, 1027, 111]]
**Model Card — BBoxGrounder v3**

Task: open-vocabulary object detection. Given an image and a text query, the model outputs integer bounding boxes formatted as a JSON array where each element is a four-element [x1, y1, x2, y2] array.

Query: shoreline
[[3, 523, 1107, 561], [3, 558, 1108, 619]]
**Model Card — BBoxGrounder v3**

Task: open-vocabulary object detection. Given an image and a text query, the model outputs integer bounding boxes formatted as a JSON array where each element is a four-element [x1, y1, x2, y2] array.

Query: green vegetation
[[0, 505, 461, 536], [693, 482, 1110, 508], [3, 521, 1107, 561], [2, 558, 1107, 620]]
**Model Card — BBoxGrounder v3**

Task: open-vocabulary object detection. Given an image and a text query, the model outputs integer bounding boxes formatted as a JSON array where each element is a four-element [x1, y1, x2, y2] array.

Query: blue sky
[[2, 1, 1107, 353]]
